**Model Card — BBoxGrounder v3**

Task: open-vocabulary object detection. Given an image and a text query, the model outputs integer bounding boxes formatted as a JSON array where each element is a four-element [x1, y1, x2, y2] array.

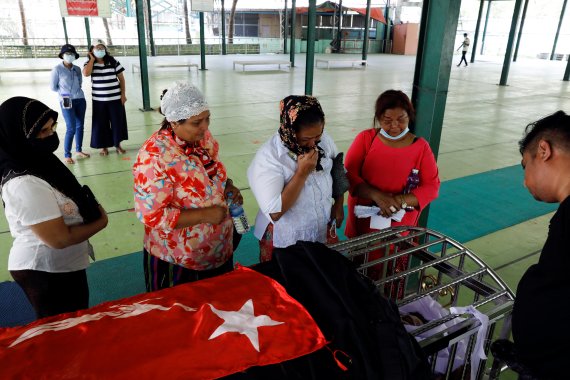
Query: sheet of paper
[[354, 205, 380, 218], [391, 209, 406, 222], [370, 214, 392, 230]]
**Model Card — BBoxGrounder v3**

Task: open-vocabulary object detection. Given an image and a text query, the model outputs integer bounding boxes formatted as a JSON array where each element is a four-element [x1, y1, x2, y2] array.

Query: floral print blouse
[[133, 128, 233, 270]]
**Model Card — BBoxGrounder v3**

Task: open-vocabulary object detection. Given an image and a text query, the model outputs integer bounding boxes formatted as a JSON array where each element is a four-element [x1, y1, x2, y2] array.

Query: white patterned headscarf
[[160, 82, 209, 122]]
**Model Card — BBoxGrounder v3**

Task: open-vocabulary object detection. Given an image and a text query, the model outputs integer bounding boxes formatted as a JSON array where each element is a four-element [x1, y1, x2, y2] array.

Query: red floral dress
[[133, 128, 233, 270]]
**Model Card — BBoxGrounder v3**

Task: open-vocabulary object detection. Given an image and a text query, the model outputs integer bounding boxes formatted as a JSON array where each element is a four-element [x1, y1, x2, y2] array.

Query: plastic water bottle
[[403, 169, 420, 211], [227, 192, 250, 234]]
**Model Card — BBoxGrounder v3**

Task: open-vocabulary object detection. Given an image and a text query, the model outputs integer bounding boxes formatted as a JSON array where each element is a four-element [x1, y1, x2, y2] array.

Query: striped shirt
[[84, 60, 125, 102]]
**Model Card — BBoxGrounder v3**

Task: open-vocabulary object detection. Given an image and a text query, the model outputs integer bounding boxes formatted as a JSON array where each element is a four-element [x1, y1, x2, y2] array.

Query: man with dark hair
[[456, 33, 470, 67], [512, 110, 570, 378]]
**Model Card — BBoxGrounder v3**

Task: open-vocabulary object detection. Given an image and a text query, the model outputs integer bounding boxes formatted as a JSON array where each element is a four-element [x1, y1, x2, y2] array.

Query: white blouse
[[2, 175, 91, 272], [247, 131, 338, 248]]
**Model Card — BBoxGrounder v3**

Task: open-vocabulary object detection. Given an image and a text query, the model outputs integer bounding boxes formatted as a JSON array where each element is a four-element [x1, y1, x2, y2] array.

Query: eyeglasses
[[380, 115, 408, 127]]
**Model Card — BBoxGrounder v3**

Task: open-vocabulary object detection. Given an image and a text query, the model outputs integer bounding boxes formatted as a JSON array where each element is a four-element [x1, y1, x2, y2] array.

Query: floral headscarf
[[278, 95, 325, 171]]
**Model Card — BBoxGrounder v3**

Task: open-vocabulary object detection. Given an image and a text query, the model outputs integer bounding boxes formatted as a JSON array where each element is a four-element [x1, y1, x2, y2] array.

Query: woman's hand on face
[[297, 149, 318, 176], [204, 205, 228, 225], [224, 182, 243, 205]]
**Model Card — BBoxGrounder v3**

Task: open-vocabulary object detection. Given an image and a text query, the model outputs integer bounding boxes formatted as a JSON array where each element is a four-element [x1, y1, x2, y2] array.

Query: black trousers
[[458, 51, 468, 66], [10, 269, 89, 319]]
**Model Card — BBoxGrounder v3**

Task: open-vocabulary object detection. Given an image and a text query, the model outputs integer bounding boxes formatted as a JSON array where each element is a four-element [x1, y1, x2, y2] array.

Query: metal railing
[[330, 227, 515, 380]]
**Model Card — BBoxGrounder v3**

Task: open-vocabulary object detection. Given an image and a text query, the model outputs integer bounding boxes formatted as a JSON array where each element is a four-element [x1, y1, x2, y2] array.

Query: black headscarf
[[0, 97, 101, 223], [278, 95, 325, 171]]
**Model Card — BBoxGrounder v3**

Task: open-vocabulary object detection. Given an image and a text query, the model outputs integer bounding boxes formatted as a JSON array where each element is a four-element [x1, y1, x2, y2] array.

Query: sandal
[[64, 157, 74, 164], [115, 146, 126, 154], [100, 148, 109, 156], [76, 151, 90, 159]]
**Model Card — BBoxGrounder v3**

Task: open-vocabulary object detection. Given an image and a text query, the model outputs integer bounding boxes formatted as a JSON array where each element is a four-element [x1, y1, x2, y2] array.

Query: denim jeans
[[60, 98, 87, 158]]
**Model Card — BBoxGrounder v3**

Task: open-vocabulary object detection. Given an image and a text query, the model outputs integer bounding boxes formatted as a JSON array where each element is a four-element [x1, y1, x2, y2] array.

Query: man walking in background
[[456, 33, 470, 67]]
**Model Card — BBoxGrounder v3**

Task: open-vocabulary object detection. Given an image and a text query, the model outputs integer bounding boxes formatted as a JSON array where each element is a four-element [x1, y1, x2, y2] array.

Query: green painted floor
[[1, 53, 568, 297]]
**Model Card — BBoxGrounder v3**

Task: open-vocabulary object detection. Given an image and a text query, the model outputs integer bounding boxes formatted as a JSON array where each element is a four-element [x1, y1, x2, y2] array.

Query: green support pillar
[[146, 0, 156, 56], [514, 0, 530, 62], [481, 0, 492, 55], [221, 0, 227, 55], [411, 0, 462, 226], [383, 1, 390, 53], [336, 0, 343, 52], [362, 0, 371, 62], [125, 0, 133, 17], [499, 0, 523, 86], [135, 0, 152, 111], [84, 18, 91, 47], [62, 17, 69, 44], [470, 0, 485, 63], [564, 54, 570, 80], [290, 0, 296, 66], [550, 0, 568, 60], [304, 0, 317, 95], [284, 0, 288, 54], [199, 12, 206, 70]]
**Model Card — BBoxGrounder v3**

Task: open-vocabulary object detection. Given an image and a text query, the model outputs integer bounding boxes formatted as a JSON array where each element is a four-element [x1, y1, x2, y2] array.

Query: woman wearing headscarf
[[247, 95, 345, 262], [133, 82, 243, 291], [83, 38, 128, 156], [0, 97, 108, 319], [50, 43, 90, 164]]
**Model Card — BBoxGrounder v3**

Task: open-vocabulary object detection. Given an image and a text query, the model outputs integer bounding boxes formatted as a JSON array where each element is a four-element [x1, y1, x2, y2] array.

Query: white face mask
[[379, 127, 409, 140], [63, 53, 75, 64], [93, 49, 106, 59]]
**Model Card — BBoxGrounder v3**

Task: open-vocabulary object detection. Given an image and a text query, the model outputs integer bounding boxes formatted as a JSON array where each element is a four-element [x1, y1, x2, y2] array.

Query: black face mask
[[29, 133, 60, 153]]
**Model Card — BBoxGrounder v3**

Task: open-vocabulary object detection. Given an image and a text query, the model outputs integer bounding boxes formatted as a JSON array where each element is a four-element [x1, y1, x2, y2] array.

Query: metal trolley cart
[[329, 227, 515, 380]]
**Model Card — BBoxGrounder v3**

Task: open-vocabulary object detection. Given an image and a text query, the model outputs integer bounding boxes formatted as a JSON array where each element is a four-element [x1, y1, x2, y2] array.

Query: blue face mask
[[93, 50, 106, 59], [379, 127, 409, 140]]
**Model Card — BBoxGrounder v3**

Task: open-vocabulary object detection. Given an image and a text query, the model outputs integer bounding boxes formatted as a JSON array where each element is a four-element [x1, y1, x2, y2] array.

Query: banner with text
[[59, 0, 111, 17]]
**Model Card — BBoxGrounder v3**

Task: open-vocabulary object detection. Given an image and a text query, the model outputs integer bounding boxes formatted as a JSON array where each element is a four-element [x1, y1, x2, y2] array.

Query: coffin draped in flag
[[0, 266, 327, 379]]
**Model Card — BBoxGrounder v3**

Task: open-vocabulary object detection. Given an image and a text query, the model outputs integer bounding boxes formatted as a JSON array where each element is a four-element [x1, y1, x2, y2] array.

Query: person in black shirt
[[512, 110, 570, 378]]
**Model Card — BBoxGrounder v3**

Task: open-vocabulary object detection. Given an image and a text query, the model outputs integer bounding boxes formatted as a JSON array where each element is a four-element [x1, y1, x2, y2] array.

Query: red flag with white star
[[0, 266, 327, 379]]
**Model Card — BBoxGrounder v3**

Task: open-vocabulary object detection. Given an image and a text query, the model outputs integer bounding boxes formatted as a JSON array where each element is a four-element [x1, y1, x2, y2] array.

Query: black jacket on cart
[[513, 196, 570, 379], [226, 241, 430, 380]]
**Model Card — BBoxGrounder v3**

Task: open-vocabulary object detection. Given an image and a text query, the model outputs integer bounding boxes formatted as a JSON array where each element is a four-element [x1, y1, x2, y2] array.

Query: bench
[[315, 59, 367, 69], [0, 67, 51, 80], [131, 63, 199, 73], [233, 60, 291, 72]]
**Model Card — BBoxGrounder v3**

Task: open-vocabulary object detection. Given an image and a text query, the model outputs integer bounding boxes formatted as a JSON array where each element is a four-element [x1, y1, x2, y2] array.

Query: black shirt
[[512, 195, 570, 378]]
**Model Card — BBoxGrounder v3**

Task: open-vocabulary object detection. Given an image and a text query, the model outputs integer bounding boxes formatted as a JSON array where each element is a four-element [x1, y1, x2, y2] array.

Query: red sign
[[66, 0, 99, 16], [0, 266, 327, 379]]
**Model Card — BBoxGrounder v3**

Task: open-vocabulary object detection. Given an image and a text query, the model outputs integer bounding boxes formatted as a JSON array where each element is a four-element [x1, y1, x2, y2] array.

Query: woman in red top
[[345, 90, 440, 238], [345, 90, 440, 291]]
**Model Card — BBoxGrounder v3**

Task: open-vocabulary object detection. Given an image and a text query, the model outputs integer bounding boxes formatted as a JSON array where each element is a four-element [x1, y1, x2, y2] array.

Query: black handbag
[[331, 152, 349, 198]]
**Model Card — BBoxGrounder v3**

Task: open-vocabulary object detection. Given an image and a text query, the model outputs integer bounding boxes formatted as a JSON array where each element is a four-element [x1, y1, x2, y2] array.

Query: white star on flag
[[208, 299, 284, 351]]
